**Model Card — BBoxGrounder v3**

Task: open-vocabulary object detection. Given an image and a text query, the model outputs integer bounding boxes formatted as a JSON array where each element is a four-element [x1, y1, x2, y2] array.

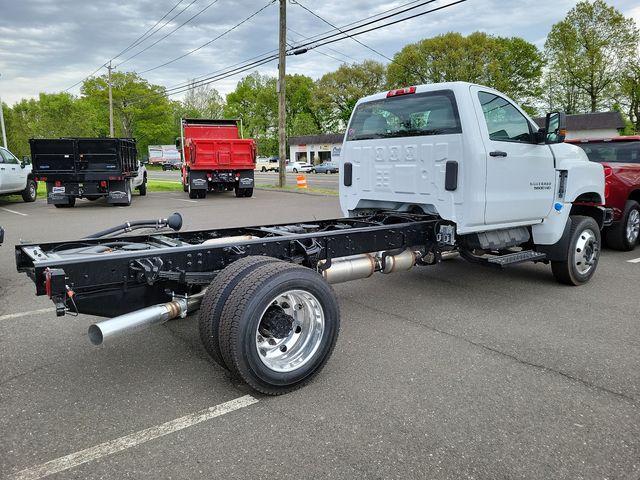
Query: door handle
[[489, 151, 508, 157]]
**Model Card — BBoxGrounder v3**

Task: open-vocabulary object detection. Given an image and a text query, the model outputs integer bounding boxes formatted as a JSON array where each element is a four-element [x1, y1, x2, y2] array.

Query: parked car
[[286, 161, 313, 173], [312, 161, 339, 174], [161, 158, 182, 170], [569, 136, 640, 250], [0, 225, 4, 244], [0, 146, 37, 202], [256, 156, 279, 172]]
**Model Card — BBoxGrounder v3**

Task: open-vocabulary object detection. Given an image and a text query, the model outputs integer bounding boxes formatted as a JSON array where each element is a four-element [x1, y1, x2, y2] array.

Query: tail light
[[603, 165, 613, 198], [387, 86, 416, 97], [54, 180, 61, 187], [100, 181, 107, 187]]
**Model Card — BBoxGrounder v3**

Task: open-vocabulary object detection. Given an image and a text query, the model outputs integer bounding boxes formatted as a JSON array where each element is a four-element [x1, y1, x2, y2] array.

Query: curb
[[255, 187, 337, 197]]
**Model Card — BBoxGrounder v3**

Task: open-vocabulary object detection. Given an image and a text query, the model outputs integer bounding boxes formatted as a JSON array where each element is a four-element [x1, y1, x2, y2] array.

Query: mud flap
[[238, 170, 254, 190], [107, 180, 129, 204], [189, 171, 208, 191]]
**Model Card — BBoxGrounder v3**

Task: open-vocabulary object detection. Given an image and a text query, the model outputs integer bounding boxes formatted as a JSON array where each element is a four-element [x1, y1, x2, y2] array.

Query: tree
[[314, 60, 386, 131], [617, 55, 640, 132], [224, 72, 319, 155], [81, 71, 176, 157], [182, 81, 225, 118], [387, 32, 543, 111], [545, 0, 639, 112], [4, 92, 99, 158]]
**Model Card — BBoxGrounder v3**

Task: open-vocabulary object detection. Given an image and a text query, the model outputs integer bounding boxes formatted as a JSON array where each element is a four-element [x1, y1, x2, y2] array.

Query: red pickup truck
[[569, 136, 640, 251], [179, 118, 256, 199]]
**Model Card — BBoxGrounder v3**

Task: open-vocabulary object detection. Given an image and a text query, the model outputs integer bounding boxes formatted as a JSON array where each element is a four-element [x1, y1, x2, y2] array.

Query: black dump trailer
[[30, 137, 140, 207]]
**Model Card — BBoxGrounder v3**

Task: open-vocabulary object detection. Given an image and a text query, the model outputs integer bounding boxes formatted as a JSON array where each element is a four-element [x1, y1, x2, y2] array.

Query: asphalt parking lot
[[148, 169, 340, 190], [1, 189, 639, 479]]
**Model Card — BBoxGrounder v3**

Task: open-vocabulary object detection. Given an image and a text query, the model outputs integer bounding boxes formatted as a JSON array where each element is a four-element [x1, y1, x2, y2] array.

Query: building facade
[[288, 134, 344, 165], [534, 112, 625, 140]]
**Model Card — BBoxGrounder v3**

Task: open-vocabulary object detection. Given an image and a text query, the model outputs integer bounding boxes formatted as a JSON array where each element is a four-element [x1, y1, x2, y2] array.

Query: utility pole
[[277, 0, 286, 187], [107, 61, 114, 138], [0, 73, 7, 148]]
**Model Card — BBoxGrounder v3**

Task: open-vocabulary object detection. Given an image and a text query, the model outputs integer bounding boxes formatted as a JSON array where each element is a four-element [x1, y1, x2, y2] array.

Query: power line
[[292, 0, 466, 54], [116, 0, 218, 68], [288, 28, 357, 63], [63, 0, 195, 92], [139, 0, 276, 74], [125, 0, 466, 104], [292, 0, 395, 64], [111, 0, 186, 61]]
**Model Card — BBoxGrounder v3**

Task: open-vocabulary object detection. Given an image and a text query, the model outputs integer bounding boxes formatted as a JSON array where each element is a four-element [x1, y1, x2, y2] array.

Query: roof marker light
[[387, 86, 416, 97]]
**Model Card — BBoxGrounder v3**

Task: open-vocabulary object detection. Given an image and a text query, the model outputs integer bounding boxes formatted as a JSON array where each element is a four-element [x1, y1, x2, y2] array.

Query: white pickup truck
[[0, 146, 37, 202], [341, 82, 607, 285]]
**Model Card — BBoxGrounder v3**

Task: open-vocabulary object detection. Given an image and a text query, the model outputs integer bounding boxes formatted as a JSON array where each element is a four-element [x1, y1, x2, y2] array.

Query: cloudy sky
[[1, 0, 639, 105]]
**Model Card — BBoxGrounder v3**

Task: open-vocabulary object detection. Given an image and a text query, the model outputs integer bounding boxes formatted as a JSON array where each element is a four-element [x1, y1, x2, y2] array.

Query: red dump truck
[[179, 118, 256, 199]]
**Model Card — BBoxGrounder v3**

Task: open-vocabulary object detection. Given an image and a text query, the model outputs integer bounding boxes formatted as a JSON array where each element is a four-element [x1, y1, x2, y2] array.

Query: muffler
[[319, 249, 418, 284], [88, 293, 204, 345]]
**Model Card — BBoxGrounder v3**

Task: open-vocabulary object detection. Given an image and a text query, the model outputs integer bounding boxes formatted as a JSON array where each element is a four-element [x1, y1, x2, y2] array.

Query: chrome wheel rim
[[255, 289, 325, 373], [29, 184, 36, 198], [626, 209, 640, 244], [574, 228, 599, 275]]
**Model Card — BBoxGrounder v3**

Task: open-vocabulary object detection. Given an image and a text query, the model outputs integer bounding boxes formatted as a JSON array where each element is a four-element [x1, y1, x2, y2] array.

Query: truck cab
[[341, 82, 606, 285]]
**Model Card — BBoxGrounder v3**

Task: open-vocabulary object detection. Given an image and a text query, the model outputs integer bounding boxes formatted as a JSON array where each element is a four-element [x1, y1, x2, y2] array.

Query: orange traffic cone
[[296, 174, 308, 189]]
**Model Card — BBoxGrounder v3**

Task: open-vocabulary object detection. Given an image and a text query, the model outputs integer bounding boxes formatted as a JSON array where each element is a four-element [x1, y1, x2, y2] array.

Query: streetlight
[[0, 73, 7, 148]]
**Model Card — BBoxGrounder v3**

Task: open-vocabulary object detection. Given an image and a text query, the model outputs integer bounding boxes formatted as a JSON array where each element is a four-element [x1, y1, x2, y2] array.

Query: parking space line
[[0, 207, 28, 216], [10, 395, 258, 480], [0, 308, 53, 322], [176, 198, 198, 203], [627, 257, 640, 263]]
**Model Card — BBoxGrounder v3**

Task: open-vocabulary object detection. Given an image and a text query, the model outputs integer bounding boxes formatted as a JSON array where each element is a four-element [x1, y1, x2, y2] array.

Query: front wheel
[[261, 167, 267, 172], [138, 178, 147, 196], [217, 262, 340, 395], [604, 200, 639, 251], [551, 216, 601, 286], [22, 179, 37, 202], [293, 168, 298, 173]]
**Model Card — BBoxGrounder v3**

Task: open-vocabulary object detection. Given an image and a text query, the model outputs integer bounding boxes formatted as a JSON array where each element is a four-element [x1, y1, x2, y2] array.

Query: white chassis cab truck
[[341, 82, 607, 286], [15, 83, 607, 395]]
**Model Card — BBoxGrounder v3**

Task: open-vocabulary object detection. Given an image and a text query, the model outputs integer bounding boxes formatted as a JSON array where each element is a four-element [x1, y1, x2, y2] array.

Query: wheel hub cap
[[626, 209, 640, 244], [574, 228, 598, 275], [256, 289, 325, 373]]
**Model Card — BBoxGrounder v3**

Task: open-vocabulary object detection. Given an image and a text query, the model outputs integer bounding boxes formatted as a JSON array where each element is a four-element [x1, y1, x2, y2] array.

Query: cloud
[[0, 0, 635, 105]]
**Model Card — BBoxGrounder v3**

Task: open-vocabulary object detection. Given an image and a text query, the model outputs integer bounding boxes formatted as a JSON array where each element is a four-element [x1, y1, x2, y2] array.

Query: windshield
[[576, 141, 640, 164], [346, 90, 461, 141]]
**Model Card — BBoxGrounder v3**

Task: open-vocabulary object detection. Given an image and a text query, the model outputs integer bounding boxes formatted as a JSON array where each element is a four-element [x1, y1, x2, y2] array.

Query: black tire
[[86, 195, 101, 201], [138, 178, 147, 196], [188, 180, 199, 199], [310, 169, 316, 174], [21, 179, 37, 202], [182, 181, 188, 193], [261, 167, 267, 172], [218, 262, 340, 395], [199, 256, 284, 369], [293, 168, 298, 173], [604, 200, 640, 251], [551, 215, 601, 286], [198, 190, 207, 199]]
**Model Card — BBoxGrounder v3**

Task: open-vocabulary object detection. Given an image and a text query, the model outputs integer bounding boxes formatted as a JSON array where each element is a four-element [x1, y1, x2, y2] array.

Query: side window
[[0, 149, 19, 164], [478, 92, 533, 143], [0, 148, 8, 163]]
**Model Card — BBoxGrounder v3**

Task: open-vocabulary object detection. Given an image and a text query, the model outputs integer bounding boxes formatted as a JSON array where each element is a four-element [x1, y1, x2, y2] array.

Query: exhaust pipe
[[88, 293, 204, 346], [320, 249, 418, 284]]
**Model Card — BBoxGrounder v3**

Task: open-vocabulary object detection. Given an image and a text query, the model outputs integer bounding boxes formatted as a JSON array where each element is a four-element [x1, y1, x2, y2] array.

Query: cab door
[[471, 87, 555, 225]]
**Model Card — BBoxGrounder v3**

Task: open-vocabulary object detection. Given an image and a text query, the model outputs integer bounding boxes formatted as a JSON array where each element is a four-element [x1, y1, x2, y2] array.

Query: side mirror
[[21, 156, 30, 168], [545, 112, 567, 144]]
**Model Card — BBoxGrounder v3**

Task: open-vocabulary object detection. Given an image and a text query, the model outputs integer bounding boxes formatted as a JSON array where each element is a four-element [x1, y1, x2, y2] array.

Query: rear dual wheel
[[234, 187, 253, 198], [198, 258, 340, 395]]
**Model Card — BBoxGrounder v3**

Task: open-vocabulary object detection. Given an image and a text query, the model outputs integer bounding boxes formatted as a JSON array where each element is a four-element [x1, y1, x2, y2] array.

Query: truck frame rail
[[16, 211, 443, 318]]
